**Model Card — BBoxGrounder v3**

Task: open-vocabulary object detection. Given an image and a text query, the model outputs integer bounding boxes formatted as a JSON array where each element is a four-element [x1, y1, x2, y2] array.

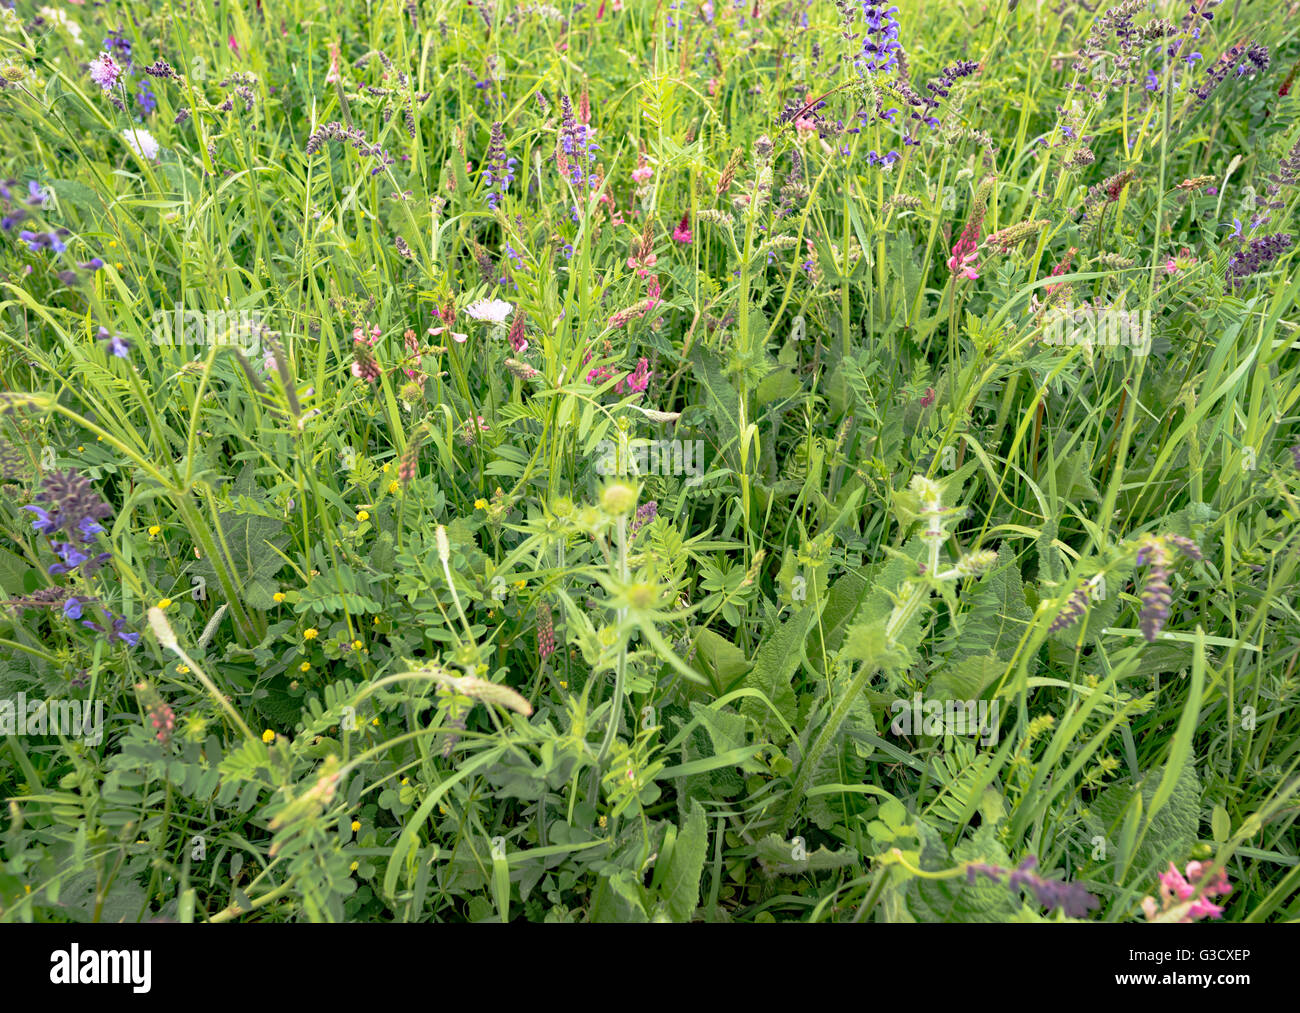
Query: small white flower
[[121, 127, 161, 161], [464, 299, 513, 324]]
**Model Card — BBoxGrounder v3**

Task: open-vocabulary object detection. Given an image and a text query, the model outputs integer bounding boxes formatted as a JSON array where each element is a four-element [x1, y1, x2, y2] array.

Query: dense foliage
[[0, 0, 1298, 923]]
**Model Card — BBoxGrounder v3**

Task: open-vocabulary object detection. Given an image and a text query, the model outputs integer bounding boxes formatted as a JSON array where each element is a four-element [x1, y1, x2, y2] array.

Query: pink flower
[[325, 42, 342, 84], [88, 52, 121, 92], [619, 357, 651, 394], [947, 236, 979, 280], [428, 325, 468, 344], [1148, 861, 1232, 922], [460, 416, 490, 446], [627, 252, 657, 277], [672, 211, 692, 245], [632, 165, 653, 184]]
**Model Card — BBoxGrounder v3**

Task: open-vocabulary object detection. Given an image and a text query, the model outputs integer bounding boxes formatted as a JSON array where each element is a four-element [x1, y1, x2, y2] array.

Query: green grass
[[0, 0, 1298, 923]]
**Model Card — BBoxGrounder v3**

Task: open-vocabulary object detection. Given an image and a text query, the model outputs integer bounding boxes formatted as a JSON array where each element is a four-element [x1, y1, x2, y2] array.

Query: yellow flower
[[559, 680, 568, 689], [388, 480, 400, 494], [352, 639, 363, 650], [356, 510, 370, 522], [474, 498, 489, 510], [273, 592, 285, 603], [513, 580, 526, 590], [351, 820, 361, 832], [350, 861, 359, 872], [147, 525, 161, 537], [156, 598, 172, 610], [304, 628, 318, 640], [261, 729, 275, 744], [108, 240, 117, 248], [598, 815, 607, 829], [176, 664, 190, 675], [77, 446, 84, 452], [371, 717, 379, 726], [382, 462, 390, 472], [400, 777, 409, 786], [299, 662, 311, 672]]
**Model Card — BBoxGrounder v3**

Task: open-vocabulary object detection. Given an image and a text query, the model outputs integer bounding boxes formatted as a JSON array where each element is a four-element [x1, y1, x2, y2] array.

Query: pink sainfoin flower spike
[[672, 211, 692, 244], [947, 234, 979, 280], [622, 357, 651, 394], [325, 41, 342, 84]]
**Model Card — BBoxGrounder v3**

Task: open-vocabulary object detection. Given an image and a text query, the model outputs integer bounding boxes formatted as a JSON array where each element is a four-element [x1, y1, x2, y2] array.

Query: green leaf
[[755, 833, 860, 875], [589, 869, 649, 923], [740, 603, 817, 737], [1085, 764, 1202, 877], [806, 570, 869, 676], [939, 543, 1033, 662], [661, 800, 708, 922]]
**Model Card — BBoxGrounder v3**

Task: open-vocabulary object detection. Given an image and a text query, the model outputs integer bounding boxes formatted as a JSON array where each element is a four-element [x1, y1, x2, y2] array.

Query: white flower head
[[121, 127, 161, 161], [464, 298, 513, 325]]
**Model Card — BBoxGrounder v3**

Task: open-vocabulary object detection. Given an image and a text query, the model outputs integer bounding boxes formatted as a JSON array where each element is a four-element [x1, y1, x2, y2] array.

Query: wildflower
[[136, 79, 156, 115], [856, 3, 902, 78], [148, 699, 176, 744], [304, 628, 319, 640], [1049, 581, 1095, 633], [18, 229, 69, 253], [460, 416, 490, 446], [97, 327, 131, 358], [716, 148, 743, 195], [1136, 539, 1172, 642], [148, 525, 161, 537], [559, 94, 599, 191], [356, 510, 370, 522], [967, 856, 1099, 919], [947, 175, 993, 281], [1142, 861, 1232, 922], [325, 41, 342, 85], [672, 211, 692, 244], [505, 357, 542, 381], [156, 598, 172, 610], [398, 433, 422, 488], [273, 592, 285, 603], [89, 52, 122, 92], [27, 469, 113, 539], [300, 662, 311, 672], [464, 298, 513, 324], [482, 121, 517, 209], [121, 127, 161, 161], [475, 498, 489, 510], [618, 357, 651, 395], [262, 729, 276, 743], [507, 311, 528, 354], [630, 500, 658, 539], [1133, 534, 1200, 642], [1225, 233, 1293, 290], [351, 819, 361, 832]]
